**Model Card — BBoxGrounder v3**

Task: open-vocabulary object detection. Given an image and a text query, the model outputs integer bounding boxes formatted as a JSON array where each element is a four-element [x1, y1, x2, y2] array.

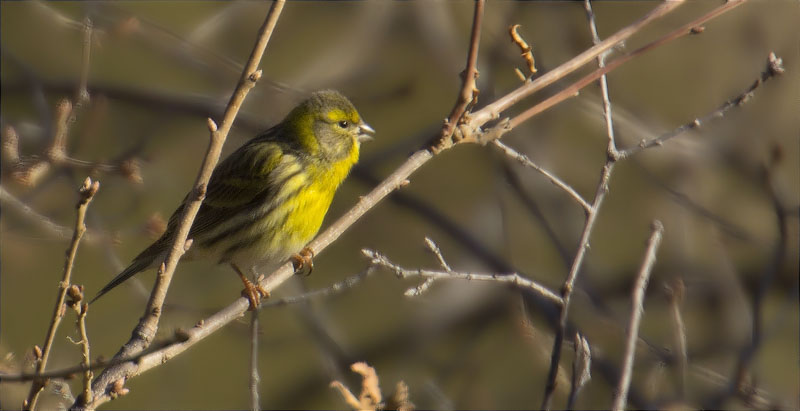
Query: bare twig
[[536, 3, 753, 407], [567, 333, 592, 409], [584, 0, 618, 157], [470, 0, 688, 127], [492, 140, 591, 212], [82, 2, 285, 408], [26, 177, 99, 410], [1, 335, 185, 383], [500, 0, 748, 137], [612, 221, 664, 411], [260, 267, 375, 308], [424, 237, 453, 272], [431, 0, 484, 152], [691, 364, 786, 410], [75, 302, 93, 405], [0, 185, 81, 241], [249, 311, 260, 411], [363, 248, 563, 305], [618, 52, 784, 159], [665, 278, 688, 399], [76, 17, 93, 105], [540, 1, 623, 403], [705, 147, 793, 409]]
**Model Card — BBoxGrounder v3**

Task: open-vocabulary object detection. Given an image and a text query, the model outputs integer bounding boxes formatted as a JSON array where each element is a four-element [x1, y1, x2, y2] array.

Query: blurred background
[[1, 1, 798, 409]]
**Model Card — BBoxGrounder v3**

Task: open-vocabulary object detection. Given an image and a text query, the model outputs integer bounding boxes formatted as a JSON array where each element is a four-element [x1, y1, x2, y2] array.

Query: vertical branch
[[567, 333, 592, 409], [25, 177, 99, 410], [584, 0, 619, 157], [431, 0, 484, 152], [76, 303, 93, 405], [84, 2, 285, 409], [76, 17, 93, 105], [665, 278, 688, 399], [249, 311, 260, 411], [541, 2, 620, 407], [612, 221, 664, 411]]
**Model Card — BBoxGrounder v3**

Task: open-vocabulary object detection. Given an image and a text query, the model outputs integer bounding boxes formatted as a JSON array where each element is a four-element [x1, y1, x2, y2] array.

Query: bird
[[91, 90, 374, 309]]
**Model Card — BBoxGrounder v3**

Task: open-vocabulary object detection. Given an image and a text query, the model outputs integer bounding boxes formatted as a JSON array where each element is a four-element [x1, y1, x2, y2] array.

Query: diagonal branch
[[612, 221, 664, 411], [80, 2, 285, 409]]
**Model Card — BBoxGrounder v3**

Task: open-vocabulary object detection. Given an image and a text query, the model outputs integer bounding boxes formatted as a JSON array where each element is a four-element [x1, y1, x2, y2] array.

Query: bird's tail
[[90, 257, 153, 304]]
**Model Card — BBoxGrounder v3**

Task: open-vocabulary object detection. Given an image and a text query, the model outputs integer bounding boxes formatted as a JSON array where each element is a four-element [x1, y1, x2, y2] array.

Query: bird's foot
[[240, 276, 270, 311], [291, 247, 314, 276]]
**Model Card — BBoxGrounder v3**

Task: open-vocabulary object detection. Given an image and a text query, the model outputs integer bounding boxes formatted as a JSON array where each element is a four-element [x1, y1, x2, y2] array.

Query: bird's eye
[[338, 120, 349, 128]]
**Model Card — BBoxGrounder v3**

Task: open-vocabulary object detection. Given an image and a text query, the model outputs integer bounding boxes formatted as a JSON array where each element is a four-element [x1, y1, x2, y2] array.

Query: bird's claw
[[240, 276, 270, 311], [291, 247, 315, 276]]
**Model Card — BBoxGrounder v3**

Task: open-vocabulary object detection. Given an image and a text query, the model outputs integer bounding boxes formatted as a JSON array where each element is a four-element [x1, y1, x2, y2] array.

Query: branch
[[618, 52, 784, 159], [492, 140, 591, 212], [74, 301, 93, 406], [249, 311, 260, 411], [26, 177, 99, 410], [363, 248, 563, 305], [81, 2, 285, 409], [430, 0, 484, 152], [612, 221, 664, 411], [493, 0, 749, 140], [469, 0, 687, 127], [665, 278, 688, 399], [567, 333, 592, 409]]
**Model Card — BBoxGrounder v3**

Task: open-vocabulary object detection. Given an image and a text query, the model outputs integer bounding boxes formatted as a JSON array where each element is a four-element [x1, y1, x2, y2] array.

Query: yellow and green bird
[[91, 90, 374, 309]]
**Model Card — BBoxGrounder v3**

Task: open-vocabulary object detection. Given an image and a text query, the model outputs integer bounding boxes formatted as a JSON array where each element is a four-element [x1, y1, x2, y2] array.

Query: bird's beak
[[357, 123, 375, 143]]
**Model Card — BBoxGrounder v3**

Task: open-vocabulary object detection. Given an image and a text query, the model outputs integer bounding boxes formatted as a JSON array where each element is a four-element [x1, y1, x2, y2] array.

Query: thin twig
[[0, 335, 185, 383], [260, 267, 375, 308], [500, 0, 749, 138], [618, 52, 784, 159], [25, 177, 99, 410], [75, 303, 93, 405], [0, 185, 81, 241], [584, 0, 618, 157], [567, 333, 592, 409], [76, 17, 92, 105], [431, 0, 484, 152], [665, 278, 688, 399], [540, 1, 622, 403], [612, 221, 664, 411], [82, 2, 285, 408], [469, 0, 687, 127], [492, 140, 591, 212], [706, 150, 792, 409], [363, 249, 563, 305], [249, 311, 260, 411]]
